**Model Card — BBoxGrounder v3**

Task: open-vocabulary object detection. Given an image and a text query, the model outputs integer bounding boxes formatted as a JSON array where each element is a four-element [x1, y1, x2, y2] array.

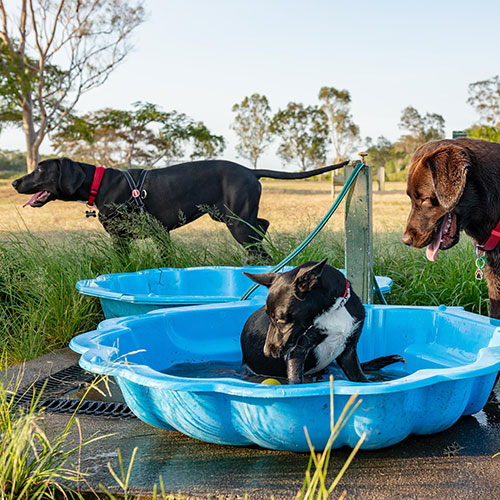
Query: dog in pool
[[240, 259, 405, 384]]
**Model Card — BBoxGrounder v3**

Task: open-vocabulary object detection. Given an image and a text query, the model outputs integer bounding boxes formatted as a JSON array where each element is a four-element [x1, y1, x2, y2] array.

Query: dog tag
[[475, 252, 486, 281], [85, 210, 97, 218]]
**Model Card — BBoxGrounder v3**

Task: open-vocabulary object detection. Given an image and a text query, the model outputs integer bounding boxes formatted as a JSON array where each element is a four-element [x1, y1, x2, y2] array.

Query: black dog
[[240, 259, 404, 384], [11, 157, 348, 260]]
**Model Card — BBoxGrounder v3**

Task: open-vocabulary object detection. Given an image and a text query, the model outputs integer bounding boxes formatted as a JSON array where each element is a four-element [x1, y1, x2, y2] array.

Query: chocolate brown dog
[[402, 138, 500, 319], [240, 260, 404, 384]]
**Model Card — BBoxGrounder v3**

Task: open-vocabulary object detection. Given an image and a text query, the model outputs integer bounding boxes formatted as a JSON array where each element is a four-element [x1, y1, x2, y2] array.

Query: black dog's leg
[[285, 326, 324, 384], [229, 218, 271, 263], [246, 244, 272, 265], [285, 334, 312, 384], [99, 213, 131, 262], [224, 205, 272, 263], [257, 217, 270, 236], [286, 355, 305, 384], [336, 346, 369, 382], [246, 218, 272, 263]]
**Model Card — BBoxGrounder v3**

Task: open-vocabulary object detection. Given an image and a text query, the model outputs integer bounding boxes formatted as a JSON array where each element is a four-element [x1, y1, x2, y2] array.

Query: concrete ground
[[5, 348, 500, 499]]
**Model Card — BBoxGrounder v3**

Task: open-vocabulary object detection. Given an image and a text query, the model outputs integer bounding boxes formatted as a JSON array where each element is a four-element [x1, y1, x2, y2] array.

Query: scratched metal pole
[[344, 153, 373, 304]]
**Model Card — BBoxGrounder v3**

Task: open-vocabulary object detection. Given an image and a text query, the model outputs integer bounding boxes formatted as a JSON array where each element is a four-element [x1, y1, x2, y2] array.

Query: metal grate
[[14, 364, 136, 419]]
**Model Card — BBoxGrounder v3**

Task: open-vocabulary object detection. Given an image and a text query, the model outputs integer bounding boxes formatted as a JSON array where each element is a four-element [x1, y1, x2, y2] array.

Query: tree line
[[0, 2, 499, 176]]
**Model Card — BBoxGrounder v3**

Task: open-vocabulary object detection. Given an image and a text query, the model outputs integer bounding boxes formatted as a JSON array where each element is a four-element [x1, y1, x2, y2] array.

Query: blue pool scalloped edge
[[75, 266, 393, 318], [70, 302, 500, 451]]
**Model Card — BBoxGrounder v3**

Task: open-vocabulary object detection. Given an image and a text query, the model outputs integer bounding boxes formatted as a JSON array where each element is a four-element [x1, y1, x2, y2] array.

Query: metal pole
[[344, 153, 373, 304]]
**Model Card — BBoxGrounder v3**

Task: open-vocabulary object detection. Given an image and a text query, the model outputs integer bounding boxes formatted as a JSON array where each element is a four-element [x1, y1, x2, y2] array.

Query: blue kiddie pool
[[70, 302, 500, 451], [76, 266, 393, 318]]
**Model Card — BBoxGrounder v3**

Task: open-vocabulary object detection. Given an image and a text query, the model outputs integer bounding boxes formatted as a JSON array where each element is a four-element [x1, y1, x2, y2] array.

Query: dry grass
[[0, 178, 410, 238]]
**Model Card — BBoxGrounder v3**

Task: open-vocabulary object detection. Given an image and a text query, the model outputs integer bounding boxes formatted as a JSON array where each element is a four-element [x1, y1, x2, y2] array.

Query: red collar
[[477, 219, 500, 251], [87, 166, 105, 206], [333, 279, 351, 310], [342, 279, 349, 299]]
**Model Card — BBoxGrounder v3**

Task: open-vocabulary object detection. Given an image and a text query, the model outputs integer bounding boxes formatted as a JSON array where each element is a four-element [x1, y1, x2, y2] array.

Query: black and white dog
[[240, 259, 404, 384]]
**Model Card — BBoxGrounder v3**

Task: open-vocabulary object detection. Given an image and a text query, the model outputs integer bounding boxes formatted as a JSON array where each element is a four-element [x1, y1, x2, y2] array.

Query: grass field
[[0, 177, 490, 367], [0, 178, 410, 235]]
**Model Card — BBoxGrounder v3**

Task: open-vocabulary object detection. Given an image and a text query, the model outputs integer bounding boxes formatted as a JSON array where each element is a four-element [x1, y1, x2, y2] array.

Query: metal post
[[344, 153, 373, 304]]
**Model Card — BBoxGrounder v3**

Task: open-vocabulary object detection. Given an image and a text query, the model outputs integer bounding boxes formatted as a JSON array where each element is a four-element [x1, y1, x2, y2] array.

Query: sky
[[2, 0, 500, 169]]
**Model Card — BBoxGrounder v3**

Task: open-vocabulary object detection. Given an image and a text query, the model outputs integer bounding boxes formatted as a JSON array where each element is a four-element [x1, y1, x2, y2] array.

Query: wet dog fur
[[240, 259, 404, 384]]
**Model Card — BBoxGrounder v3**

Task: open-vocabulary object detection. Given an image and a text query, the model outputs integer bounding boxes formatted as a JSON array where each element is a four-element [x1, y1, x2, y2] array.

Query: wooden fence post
[[344, 154, 373, 304], [377, 166, 385, 191]]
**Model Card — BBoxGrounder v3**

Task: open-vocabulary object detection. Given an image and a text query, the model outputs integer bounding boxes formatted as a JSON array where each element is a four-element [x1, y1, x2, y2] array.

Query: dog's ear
[[58, 158, 86, 197], [293, 258, 328, 300], [243, 271, 276, 288], [422, 145, 469, 211]]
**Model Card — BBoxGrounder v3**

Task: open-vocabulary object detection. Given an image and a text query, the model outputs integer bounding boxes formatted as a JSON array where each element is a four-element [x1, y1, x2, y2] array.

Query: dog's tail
[[361, 355, 406, 371], [252, 160, 349, 180]]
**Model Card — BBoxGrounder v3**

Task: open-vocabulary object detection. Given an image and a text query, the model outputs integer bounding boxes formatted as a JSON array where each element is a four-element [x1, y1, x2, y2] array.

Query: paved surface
[[5, 348, 500, 499]]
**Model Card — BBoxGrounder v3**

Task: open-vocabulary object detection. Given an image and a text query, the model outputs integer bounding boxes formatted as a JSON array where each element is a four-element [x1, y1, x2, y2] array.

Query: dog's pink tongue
[[22, 191, 45, 207], [426, 239, 440, 262], [425, 217, 448, 262]]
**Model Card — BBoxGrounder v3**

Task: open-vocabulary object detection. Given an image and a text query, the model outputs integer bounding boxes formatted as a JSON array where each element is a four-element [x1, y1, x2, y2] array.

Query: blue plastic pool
[[70, 302, 500, 451], [76, 266, 393, 318]]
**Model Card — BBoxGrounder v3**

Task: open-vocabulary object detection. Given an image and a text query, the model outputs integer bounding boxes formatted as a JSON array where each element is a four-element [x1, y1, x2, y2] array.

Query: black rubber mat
[[13, 364, 136, 419]]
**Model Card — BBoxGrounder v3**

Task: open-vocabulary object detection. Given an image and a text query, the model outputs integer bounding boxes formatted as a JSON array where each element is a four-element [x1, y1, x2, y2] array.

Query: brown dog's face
[[403, 142, 469, 261]]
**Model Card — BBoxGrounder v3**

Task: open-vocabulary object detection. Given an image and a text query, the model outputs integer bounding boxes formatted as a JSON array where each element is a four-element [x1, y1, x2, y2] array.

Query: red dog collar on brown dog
[[477, 219, 500, 252]]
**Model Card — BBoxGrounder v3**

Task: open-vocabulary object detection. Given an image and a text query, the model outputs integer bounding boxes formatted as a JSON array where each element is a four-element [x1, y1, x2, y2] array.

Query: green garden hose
[[240, 161, 367, 301]]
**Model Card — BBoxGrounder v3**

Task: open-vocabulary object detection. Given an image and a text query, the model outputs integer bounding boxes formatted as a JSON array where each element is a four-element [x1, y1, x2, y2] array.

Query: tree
[[0, 0, 145, 172], [187, 121, 226, 161], [466, 76, 500, 142], [364, 105, 445, 183], [467, 75, 500, 125], [270, 102, 328, 171], [231, 93, 273, 168], [398, 106, 445, 154], [0, 149, 26, 173], [466, 124, 500, 143], [318, 86, 360, 162], [52, 102, 225, 168], [365, 135, 408, 181], [365, 136, 394, 167]]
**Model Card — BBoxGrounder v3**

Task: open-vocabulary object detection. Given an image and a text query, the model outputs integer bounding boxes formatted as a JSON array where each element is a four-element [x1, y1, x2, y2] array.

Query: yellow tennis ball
[[261, 378, 281, 385]]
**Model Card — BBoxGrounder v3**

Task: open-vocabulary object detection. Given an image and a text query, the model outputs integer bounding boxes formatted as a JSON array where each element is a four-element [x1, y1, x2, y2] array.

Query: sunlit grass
[[0, 370, 106, 500]]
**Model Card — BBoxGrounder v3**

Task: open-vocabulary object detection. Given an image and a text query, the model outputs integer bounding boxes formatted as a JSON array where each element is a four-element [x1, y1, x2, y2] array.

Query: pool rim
[[70, 303, 500, 398]]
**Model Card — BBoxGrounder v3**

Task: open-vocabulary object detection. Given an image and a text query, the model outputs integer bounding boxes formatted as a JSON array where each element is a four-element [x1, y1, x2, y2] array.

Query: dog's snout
[[264, 341, 281, 359], [11, 179, 19, 189], [402, 232, 413, 246]]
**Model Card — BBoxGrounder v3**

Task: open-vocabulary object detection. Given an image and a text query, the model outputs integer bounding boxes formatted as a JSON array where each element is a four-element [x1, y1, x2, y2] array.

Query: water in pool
[[163, 360, 408, 384]]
